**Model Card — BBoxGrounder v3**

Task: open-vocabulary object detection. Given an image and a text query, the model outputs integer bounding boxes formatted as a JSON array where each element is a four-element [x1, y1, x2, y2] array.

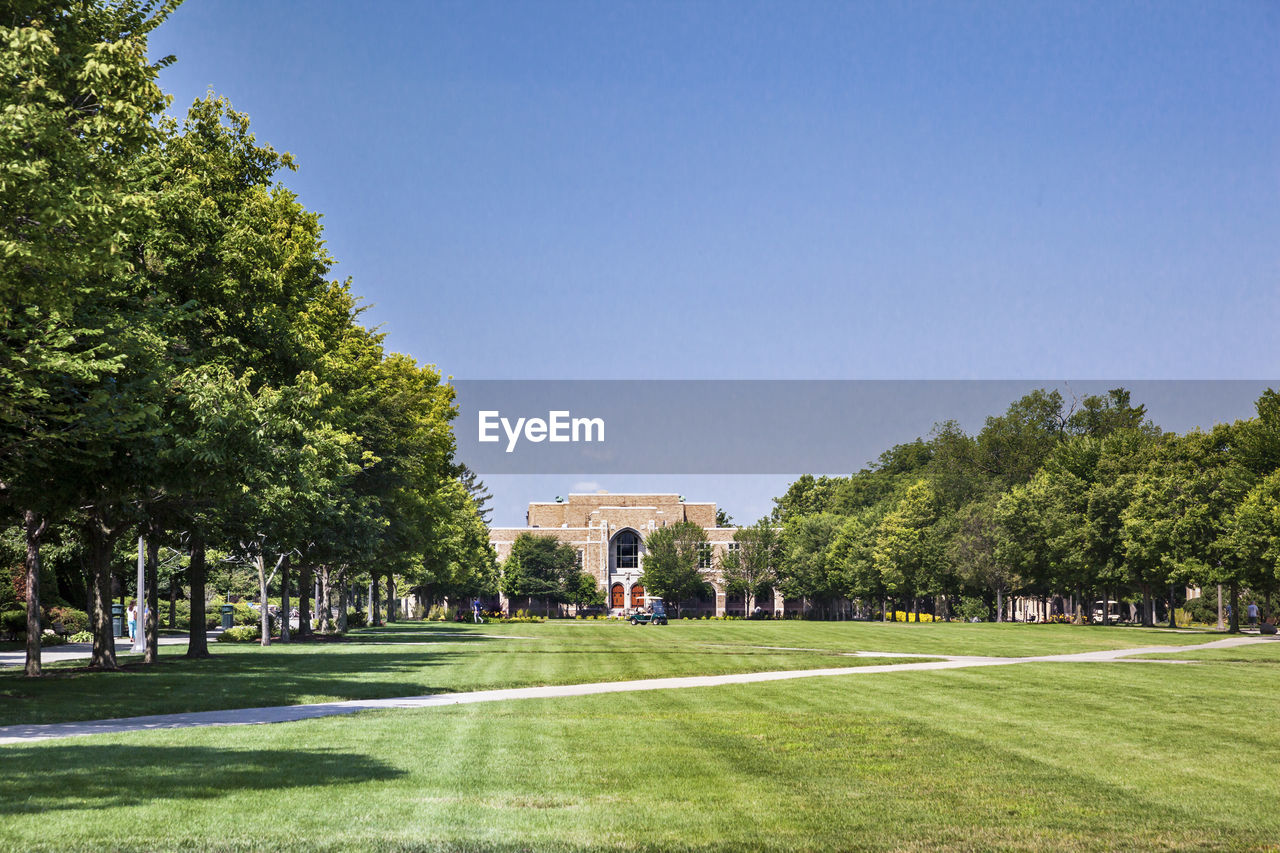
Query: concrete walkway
[[0, 634, 206, 669], [0, 631, 529, 669], [0, 635, 1271, 745]]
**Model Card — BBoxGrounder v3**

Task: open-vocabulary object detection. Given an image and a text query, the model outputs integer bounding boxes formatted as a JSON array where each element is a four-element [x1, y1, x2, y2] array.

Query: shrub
[[217, 624, 262, 643], [69, 630, 94, 643], [346, 610, 368, 629], [956, 597, 989, 622], [425, 604, 448, 622], [889, 610, 938, 622], [40, 629, 65, 647], [1182, 595, 1218, 625], [163, 598, 193, 630], [1, 609, 27, 638], [499, 610, 544, 623], [234, 603, 260, 626], [47, 606, 90, 635], [209, 597, 260, 627]]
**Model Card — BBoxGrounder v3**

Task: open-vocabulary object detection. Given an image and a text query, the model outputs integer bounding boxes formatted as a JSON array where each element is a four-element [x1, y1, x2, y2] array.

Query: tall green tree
[[1124, 427, 1252, 631], [873, 481, 942, 621], [720, 519, 781, 616], [501, 533, 577, 617], [829, 510, 885, 618], [1, 0, 176, 674], [1227, 470, 1280, 609], [779, 513, 844, 615], [640, 521, 708, 614]]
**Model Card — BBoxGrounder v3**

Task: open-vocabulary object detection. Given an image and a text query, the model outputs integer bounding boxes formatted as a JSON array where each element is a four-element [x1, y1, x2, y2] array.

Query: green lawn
[[1148, 642, 1280, 664], [0, 621, 917, 727], [0, 621, 1222, 728], [2, 648, 1277, 851]]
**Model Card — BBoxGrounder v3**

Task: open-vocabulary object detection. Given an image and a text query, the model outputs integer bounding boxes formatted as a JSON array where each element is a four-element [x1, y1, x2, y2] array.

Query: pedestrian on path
[[127, 600, 138, 642], [472, 599, 482, 623], [1247, 602, 1259, 630]]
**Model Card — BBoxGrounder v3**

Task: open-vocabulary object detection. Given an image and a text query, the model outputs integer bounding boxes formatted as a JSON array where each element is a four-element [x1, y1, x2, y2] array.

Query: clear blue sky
[[149, 1, 1278, 524]]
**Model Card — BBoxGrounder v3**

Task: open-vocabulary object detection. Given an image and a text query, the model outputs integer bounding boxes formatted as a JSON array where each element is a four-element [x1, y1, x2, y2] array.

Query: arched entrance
[[610, 583, 624, 609], [630, 584, 645, 609]]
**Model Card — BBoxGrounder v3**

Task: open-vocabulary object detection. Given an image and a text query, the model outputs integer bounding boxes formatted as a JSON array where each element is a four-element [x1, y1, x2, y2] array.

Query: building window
[[615, 531, 639, 569], [576, 549, 584, 568], [697, 543, 712, 570]]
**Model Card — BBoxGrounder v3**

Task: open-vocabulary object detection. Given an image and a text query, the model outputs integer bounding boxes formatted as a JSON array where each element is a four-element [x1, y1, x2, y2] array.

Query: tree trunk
[[257, 551, 271, 647], [168, 574, 177, 629], [1229, 582, 1240, 633], [145, 536, 160, 663], [996, 587, 1004, 623], [370, 574, 381, 627], [187, 531, 210, 658], [386, 574, 396, 623], [1167, 584, 1177, 629], [318, 565, 332, 632], [279, 554, 291, 642], [86, 518, 119, 670], [297, 564, 312, 636], [337, 577, 349, 633], [1141, 584, 1153, 627], [23, 510, 46, 677]]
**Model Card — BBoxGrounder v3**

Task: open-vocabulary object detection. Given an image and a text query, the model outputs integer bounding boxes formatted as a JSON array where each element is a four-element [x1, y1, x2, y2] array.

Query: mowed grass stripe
[[0, 621, 954, 727], [0, 621, 1256, 731], [2, 659, 1277, 851]]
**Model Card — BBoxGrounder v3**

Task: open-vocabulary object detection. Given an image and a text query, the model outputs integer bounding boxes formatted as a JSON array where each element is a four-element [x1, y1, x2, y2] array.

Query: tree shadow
[[352, 624, 486, 636], [0, 745, 405, 814], [0, 651, 465, 727]]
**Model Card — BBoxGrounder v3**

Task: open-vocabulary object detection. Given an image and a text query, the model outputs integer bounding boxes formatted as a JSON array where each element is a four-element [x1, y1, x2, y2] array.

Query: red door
[[631, 585, 645, 608], [611, 584, 624, 609]]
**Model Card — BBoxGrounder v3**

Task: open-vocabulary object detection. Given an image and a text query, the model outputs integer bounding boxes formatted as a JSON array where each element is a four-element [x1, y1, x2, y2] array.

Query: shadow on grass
[[349, 624, 491, 636], [0, 745, 404, 814], [0, 650, 466, 727]]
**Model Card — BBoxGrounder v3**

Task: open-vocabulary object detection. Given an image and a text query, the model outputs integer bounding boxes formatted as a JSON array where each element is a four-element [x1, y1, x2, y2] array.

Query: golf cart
[[1091, 600, 1122, 624], [630, 597, 668, 626]]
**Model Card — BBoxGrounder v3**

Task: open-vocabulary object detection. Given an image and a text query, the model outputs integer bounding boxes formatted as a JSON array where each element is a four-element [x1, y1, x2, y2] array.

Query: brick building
[[489, 491, 781, 617]]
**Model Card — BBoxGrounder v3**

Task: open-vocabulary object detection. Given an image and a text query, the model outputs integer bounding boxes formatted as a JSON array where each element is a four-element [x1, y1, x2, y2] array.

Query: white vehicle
[[1092, 600, 1122, 624]]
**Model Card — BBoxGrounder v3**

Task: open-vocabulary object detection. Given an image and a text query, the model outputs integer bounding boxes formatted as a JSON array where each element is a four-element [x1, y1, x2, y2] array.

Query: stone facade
[[489, 491, 780, 616]]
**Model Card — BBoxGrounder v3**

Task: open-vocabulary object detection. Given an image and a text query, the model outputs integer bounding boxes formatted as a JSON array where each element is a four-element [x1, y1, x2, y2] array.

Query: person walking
[[126, 600, 138, 643], [472, 599, 482, 624], [1247, 601, 1259, 630]]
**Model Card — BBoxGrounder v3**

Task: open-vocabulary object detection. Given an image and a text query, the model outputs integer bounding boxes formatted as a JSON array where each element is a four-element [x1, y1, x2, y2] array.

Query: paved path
[[0, 634, 206, 669], [0, 635, 1271, 745], [0, 631, 530, 669]]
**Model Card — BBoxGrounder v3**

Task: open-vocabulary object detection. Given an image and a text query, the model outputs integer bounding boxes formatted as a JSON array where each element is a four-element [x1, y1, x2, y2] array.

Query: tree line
[[2, 1, 496, 676], [640, 388, 1279, 630]]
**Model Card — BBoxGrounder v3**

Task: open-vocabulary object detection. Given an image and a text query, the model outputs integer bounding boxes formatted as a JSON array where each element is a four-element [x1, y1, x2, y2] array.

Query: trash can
[[220, 604, 235, 630], [112, 603, 125, 637]]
